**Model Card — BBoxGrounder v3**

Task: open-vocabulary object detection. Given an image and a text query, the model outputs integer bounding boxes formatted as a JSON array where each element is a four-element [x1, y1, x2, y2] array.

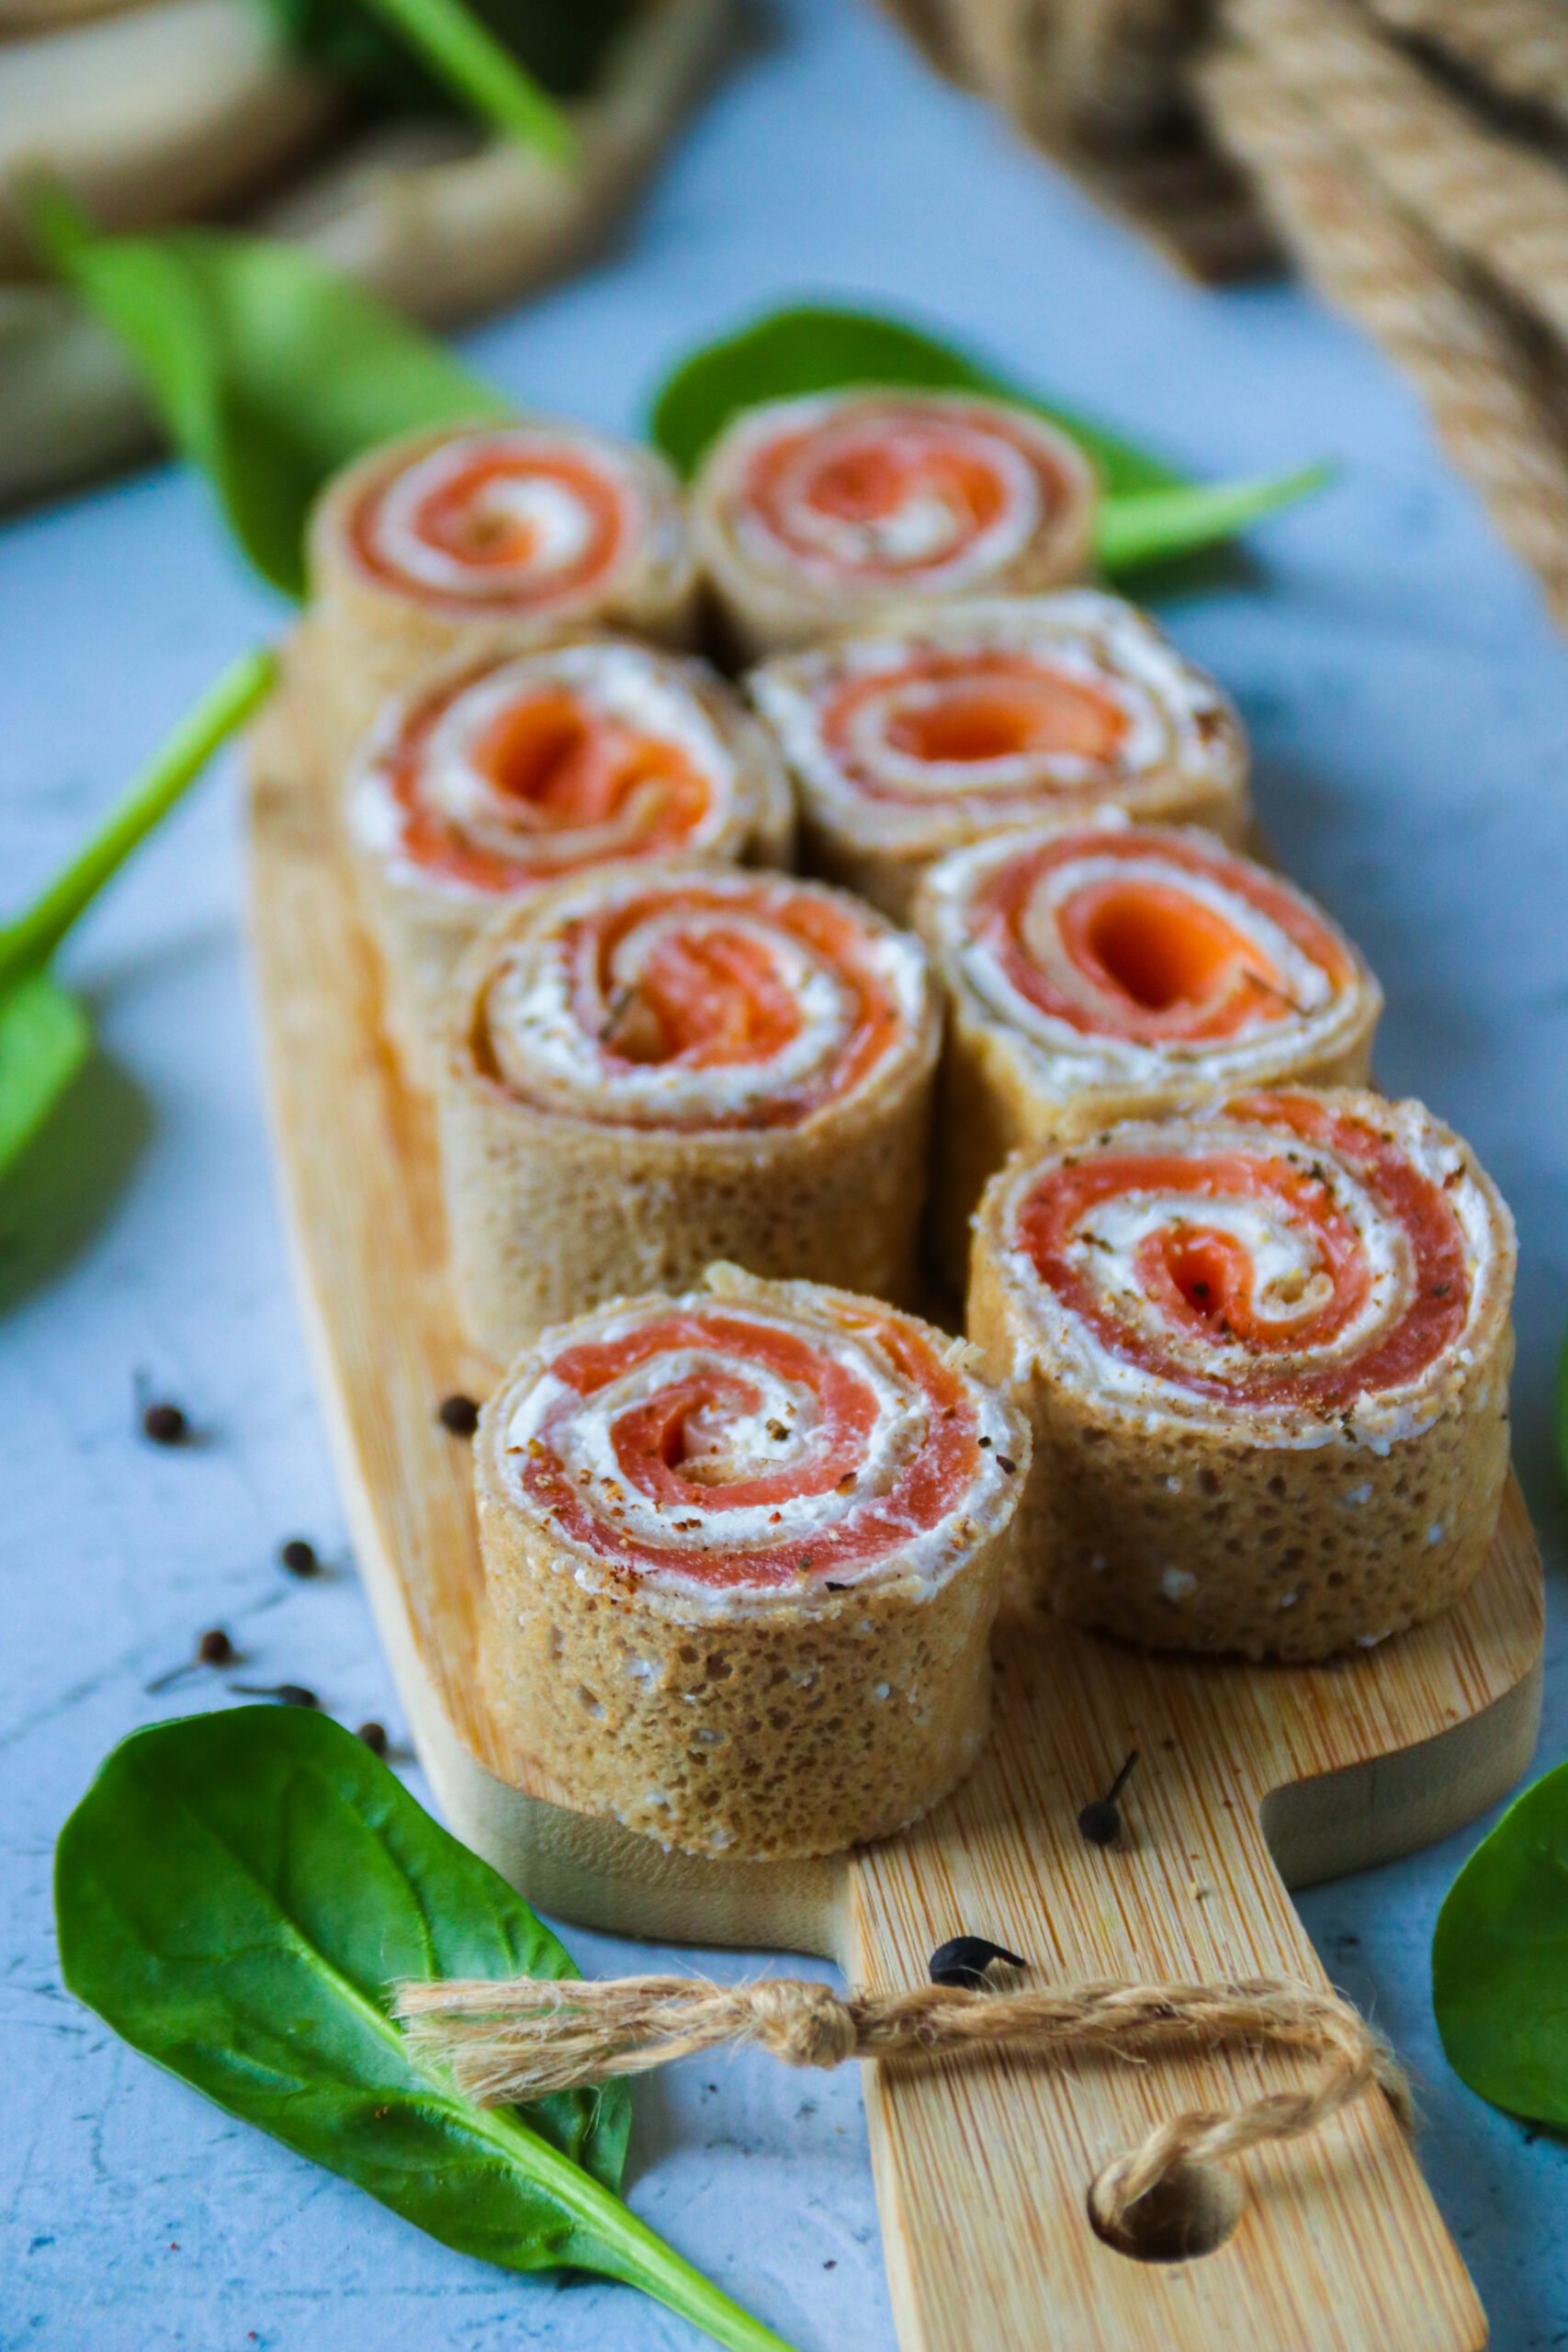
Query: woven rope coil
[[397, 1968, 1411, 2237], [876, 0, 1568, 619]]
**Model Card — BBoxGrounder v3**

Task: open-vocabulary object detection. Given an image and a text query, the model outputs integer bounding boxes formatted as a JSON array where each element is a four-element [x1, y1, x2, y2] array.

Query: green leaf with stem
[[351, 0, 575, 161], [30, 185, 504, 598], [648, 301, 1330, 571], [58, 1710, 797, 2352], [0, 647, 276, 1178], [257, 0, 624, 115]]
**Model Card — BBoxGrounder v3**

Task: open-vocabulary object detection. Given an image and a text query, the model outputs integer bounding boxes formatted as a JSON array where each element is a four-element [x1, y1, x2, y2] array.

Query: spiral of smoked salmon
[[749, 591, 1250, 918], [441, 860, 941, 1357], [692, 390, 1098, 659], [916, 815, 1382, 1287], [344, 639, 793, 1077], [305, 420, 698, 769], [475, 1263, 1028, 1858], [967, 1089, 1516, 1660]]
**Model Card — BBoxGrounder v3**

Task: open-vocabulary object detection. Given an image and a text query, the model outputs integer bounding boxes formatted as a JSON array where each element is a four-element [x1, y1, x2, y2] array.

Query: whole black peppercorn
[[141, 1400, 188, 1446], [356, 1721, 389, 1758], [929, 1935, 1028, 1990], [230, 1681, 319, 1709], [146, 1626, 238, 1690], [279, 1537, 321, 1577], [437, 1393, 481, 1438], [1078, 1751, 1139, 1847]]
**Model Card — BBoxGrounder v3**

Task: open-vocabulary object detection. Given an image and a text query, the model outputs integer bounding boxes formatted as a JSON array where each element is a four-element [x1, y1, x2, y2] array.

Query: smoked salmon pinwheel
[[916, 816, 1382, 1286], [692, 391, 1097, 658], [475, 1264, 1029, 1858], [968, 1090, 1516, 1661], [749, 592, 1250, 917], [345, 641, 793, 1074], [306, 420, 697, 767], [441, 862, 941, 1356]]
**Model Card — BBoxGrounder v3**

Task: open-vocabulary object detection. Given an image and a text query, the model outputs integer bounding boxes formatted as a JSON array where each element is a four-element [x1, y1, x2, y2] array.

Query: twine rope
[[1220, 0, 1568, 346], [1365, 0, 1568, 129], [396, 1969, 1411, 2235], [1201, 37, 1568, 622]]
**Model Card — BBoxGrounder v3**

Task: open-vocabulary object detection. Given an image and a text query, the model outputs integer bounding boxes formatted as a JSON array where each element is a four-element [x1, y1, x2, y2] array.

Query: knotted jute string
[[396, 1970, 1412, 2234]]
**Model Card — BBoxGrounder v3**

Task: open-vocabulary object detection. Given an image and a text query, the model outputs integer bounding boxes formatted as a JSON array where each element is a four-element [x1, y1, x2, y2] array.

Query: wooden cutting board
[[247, 682, 1544, 2352]]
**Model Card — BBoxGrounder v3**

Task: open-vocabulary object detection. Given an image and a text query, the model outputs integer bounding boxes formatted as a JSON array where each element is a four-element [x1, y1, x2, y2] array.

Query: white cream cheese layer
[[348, 643, 741, 903], [925, 820, 1371, 1095], [366, 428, 648, 603], [721, 394, 1049, 588], [991, 1101, 1510, 1451], [750, 592, 1238, 848], [479, 864, 930, 1128], [494, 1286, 1021, 1611]]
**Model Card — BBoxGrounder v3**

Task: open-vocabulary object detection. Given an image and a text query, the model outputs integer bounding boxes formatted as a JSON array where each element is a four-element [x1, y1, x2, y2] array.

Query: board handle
[[840, 1736, 1485, 2352]]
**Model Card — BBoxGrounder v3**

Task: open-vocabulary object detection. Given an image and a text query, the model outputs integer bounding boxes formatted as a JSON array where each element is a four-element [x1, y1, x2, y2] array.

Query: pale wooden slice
[[247, 676, 1542, 2351]]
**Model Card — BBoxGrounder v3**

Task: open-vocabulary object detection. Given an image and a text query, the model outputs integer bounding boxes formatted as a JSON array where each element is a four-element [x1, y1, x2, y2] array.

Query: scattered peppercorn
[[437, 1393, 480, 1437], [996, 1455, 1017, 1475], [230, 1681, 319, 1708], [356, 1720, 389, 1757], [279, 1537, 321, 1578], [1078, 1750, 1139, 1847], [141, 1400, 188, 1445], [929, 1935, 1028, 1989]]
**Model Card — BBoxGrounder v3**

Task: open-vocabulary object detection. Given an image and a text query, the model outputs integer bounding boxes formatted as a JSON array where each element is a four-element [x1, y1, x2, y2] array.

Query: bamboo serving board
[[247, 681, 1543, 2352]]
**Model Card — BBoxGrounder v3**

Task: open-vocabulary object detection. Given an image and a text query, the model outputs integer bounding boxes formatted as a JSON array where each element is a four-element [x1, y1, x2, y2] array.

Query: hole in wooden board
[[1088, 2157, 1244, 2263]]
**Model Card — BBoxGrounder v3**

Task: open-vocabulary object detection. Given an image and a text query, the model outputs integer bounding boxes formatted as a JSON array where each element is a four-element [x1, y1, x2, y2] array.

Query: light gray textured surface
[[3, 0, 1566, 2344]]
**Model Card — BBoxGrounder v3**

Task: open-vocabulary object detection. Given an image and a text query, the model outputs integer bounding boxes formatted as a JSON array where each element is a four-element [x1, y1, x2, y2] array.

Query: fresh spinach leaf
[[1433, 1760, 1568, 2130], [0, 971, 90, 1175], [32, 187, 505, 598], [263, 0, 623, 113], [277, 0, 581, 161], [647, 301, 1329, 572], [56, 1709, 795, 2352], [0, 647, 276, 1181]]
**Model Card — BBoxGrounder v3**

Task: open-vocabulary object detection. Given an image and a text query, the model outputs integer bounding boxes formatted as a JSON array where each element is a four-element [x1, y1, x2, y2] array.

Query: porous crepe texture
[[439, 885, 942, 1359], [303, 422, 700, 777], [916, 866, 1382, 1296], [343, 651, 795, 1088], [690, 394, 1099, 662], [474, 1284, 1030, 1859], [966, 1120, 1516, 1663]]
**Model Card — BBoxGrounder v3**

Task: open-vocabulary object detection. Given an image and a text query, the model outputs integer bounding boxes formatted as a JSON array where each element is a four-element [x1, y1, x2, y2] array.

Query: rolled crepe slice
[[476, 1263, 1029, 1859], [692, 391, 1098, 659], [345, 639, 794, 1074], [968, 1088, 1516, 1661], [917, 815, 1382, 1289], [305, 419, 698, 769], [441, 860, 940, 1358], [749, 590, 1249, 918]]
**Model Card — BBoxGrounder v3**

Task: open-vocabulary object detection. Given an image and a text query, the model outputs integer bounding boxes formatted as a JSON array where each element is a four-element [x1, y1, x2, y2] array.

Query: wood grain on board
[[248, 676, 1543, 2351]]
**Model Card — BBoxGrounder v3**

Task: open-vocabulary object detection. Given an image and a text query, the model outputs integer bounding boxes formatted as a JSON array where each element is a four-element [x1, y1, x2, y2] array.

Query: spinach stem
[[479, 2108, 800, 2352], [0, 645, 276, 986], [1096, 461, 1334, 570], [353, 0, 577, 164]]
